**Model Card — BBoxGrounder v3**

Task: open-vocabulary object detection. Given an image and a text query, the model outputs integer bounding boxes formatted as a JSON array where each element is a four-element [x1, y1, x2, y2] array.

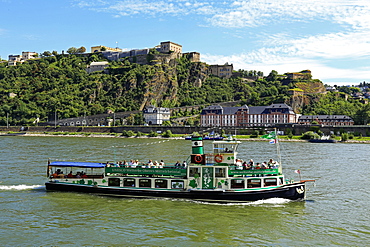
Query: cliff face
[[288, 81, 327, 113], [127, 56, 210, 110]]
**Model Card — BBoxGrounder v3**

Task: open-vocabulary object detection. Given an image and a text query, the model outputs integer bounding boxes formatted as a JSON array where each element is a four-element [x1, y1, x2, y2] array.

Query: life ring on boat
[[214, 154, 223, 163], [194, 154, 203, 163]]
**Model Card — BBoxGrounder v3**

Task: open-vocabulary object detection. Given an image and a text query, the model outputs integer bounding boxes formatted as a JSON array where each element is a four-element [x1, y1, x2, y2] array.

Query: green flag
[[260, 131, 276, 139]]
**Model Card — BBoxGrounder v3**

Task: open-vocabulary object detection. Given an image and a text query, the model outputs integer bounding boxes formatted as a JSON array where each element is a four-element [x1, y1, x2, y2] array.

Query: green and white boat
[[45, 136, 314, 203]]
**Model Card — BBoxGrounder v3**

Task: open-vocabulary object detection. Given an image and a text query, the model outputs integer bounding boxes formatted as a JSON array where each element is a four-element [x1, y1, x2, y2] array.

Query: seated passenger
[[248, 159, 254, 169], [159, 160, 164, 168], [261, 162, 268, 169], [57, 171, 66, 178], [67, 171, 74, 178], [175, 161, 181, 169], [182, 161, 187, 169], [235, 159, 243, 170], [147, 160, 154, 168]]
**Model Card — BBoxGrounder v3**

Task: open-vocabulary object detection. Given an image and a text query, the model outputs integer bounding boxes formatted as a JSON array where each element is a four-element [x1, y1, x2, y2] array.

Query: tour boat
[[45, 136, 314, 203]]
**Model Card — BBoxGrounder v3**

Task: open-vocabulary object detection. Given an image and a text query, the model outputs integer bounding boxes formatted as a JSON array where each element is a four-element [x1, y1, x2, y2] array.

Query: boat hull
[[45, 181, 306, 203]]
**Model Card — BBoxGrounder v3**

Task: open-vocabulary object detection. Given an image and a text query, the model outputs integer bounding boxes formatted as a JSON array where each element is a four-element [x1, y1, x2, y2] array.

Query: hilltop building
[[8, 51, 37, 66], [86, 61, 109, 73], [200, 103, 298, 127], [209, 63, 233, 79], [91, 41, 200, 64], [91, 46, 122, 53], [143, 105, 171, 125], [159, 41, 182, 54]]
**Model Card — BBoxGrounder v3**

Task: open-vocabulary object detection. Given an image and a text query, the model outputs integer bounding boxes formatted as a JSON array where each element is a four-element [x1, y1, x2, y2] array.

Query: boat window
[[139, 179, 151, 188], [247, 179, 261, 188], [155, 179, 168, 188], [231, 179, 245, 189], [171, 180, 184, 189], [189, 167, 200, 177], [108, 178, 121, 186], [215, 168, 226, 177], [123, 178, 135, 187], [279, 177, 284, 185], [264, 178, 277, 187]]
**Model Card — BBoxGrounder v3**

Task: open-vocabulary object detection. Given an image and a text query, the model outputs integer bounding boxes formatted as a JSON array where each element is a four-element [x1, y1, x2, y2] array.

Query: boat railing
[[105, 166, 187, 177]]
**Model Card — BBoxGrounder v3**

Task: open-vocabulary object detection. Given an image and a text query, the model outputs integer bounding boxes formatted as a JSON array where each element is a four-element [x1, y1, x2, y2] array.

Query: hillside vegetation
[[0, 54, 368, 125]]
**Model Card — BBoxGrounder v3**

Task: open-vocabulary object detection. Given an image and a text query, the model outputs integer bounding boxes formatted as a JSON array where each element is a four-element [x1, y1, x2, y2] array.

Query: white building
[[143, 105, 171, 125]]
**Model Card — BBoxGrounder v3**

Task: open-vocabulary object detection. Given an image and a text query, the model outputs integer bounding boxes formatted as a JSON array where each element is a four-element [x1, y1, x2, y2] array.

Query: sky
[[1, 0, 370, 86]]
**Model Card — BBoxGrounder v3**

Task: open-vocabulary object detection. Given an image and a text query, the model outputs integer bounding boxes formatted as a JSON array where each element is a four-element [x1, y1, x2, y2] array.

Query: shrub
[[162, 130, 173, 138], [301, 131, 320, 140], [148, 131, 158, 137], [341, 133, 348, 142], [250, 130, 259, 138]]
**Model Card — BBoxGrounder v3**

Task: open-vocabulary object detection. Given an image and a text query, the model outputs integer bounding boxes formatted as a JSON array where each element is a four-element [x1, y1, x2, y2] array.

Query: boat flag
[[269, 139, 276, 144], [294, 169, 301, 174], [260, 131, 276, 140]]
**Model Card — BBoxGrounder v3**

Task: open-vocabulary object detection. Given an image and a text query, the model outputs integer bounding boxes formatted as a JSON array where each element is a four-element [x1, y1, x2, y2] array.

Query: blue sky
[[1, 0, 370, 85]]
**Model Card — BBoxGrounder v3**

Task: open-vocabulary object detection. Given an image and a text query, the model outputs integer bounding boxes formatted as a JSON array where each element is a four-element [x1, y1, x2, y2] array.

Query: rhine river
[[0, 136, 369, 246]]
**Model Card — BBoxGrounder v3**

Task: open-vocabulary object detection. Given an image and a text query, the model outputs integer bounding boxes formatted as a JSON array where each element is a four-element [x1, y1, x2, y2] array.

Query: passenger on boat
[[268, 159, 279, 169], [261, 162, 268, 169], [67, 171, 73, 178], [235, 159, 243, 170], [147, 160, 154, 168], [255, 163, 261, 169], [153, 161, 159, 167], [248, 159, 254, 169], [76, 172, 81, 178], [175, 161, 181, 169], [242, 161, 249, 170], [159, 160, 164, 168], [182, 161, 187, 169], [123, 160, 128, 167]]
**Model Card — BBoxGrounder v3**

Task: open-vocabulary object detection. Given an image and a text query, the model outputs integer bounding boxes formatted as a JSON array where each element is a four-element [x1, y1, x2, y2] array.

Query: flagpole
[[275, 128, 281, 165]]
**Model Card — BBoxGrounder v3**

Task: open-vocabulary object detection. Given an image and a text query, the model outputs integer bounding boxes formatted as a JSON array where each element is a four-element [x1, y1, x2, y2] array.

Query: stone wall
[[1, 125, 370, 136]]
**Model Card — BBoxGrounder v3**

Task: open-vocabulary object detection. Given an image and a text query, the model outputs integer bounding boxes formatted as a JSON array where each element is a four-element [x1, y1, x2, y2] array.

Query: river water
[[0, 136, 369, 246]]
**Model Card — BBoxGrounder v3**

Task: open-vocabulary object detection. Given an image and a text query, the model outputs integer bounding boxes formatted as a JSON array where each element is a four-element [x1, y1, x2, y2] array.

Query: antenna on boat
[[276, 128, 282, 165]]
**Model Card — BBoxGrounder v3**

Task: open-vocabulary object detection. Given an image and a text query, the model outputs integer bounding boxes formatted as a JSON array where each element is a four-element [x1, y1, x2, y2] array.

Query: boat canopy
[[49, 161, 106, 168]]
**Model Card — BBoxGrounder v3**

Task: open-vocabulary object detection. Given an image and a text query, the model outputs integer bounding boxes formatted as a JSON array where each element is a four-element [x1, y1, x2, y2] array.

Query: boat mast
[[276, 128, 282, 165]]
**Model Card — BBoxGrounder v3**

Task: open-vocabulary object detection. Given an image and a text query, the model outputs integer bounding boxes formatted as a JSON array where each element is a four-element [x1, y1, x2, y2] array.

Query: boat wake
[[0, 185, 45, 191]]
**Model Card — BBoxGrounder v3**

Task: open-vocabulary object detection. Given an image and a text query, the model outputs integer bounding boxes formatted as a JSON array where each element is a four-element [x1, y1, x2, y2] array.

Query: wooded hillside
[[0, 53, 368, 125]]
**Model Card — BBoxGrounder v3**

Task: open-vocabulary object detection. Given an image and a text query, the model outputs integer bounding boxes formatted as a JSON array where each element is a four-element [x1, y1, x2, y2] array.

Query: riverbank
[[2, 131, 370, 143]]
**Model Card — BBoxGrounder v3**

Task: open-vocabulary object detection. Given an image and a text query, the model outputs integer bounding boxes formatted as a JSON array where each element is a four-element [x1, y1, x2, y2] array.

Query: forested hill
[[0, 53, 368, 125]]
